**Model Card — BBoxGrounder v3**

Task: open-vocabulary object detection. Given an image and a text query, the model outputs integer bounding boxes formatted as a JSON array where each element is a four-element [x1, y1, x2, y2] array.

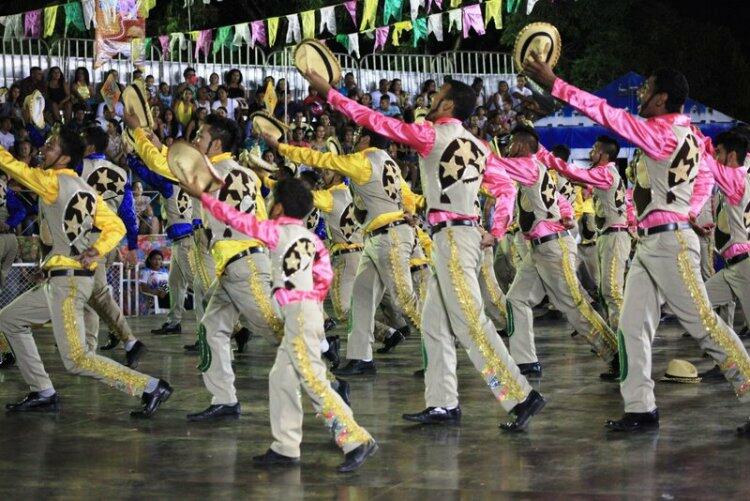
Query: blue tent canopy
[[535, 72, 739, 150]]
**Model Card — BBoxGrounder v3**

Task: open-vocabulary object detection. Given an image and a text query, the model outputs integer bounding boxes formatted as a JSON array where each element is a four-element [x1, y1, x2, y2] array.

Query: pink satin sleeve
[[689, 151, 716, 218], [525, 221, 567, 240], [200, 193, 279, 248], [626, 188, 637, 230], [487, 153, 538, 186], [557, 194, 574, 219], [704, 153, 747, 205], [551, 78, 677, 161], [328, 90, 435, 157], [426, 211, 479, 225], [723, 243, 750, 260], [538, 148, 614, 190], [482, 161, 517, 238]]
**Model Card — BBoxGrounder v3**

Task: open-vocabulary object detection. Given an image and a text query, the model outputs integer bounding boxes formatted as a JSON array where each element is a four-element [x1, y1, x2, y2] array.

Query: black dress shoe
[[497, 329, 508, 338], [413, 368, 425, 378], [323, 336, 341, 370], [739, 327, 750, 340], [499, 390, 546, 432], [605, 409, 659, 432], [570, 330, 579, 337], [737, 419, 750, 436], [333, 359, 376, 377], [324, 318, 337, 332], [184, 342, 198, 352], [376, 331, 405, 354], [0, 352, 15, 369], [402, 406, 461, 425], [337, 441, 378, 473], [6, 392, 60, 413], [125, 340, 147, 369], [600, 356, 620, 381], [252, 449, 300, 467], [99, 333, 120, 351], [151, 323, 181, 335], [234, 328, 251, 353], [518, 362, 542, 378], [698, 365, 725, 382], [131, 380, 172, 418], [332, 378, 351, 406], [187, 403, 241, 422]]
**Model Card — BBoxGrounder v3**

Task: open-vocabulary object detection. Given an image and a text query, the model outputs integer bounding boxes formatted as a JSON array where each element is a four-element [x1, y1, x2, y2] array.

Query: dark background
[[3, 0, 748, 120]]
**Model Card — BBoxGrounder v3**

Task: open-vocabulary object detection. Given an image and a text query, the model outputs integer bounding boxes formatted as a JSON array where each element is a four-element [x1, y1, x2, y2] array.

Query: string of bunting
[[0, 0, 543, 57]]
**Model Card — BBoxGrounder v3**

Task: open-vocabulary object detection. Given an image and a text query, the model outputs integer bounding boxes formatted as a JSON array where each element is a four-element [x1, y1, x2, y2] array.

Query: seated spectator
[[487, 80, 510, 111], [185, 107, 208, 141], [70, 67, 94, 112], [225, 69, 246, 99], [0, 117, 15, 150], [211, 85, 237, 119], [105, 119, 125, 166], [509, 74, 533, 111], [474, 106, 488, 129], [175, 67, 199, 98], [12, 139, 34, 166], [214, 106, 228, 118], [157, 108, 182, 141], [342, 127, 355, 153], [290, 111, 313, 134], [157, 82, 173, 108], [338, 72, 358, 97], [206, 72, 221, 101], [0, 84, 23, 121], [145, 74, 157, 99], [377, 95, 401, 117], [310, 124, 328, 152], [174, 88, 196, 128], [139, 250, 170, 315], [483, 110, 508, 139], [389, 78, 410, 111], [195, 86, 212, 113], [134, 182, 159, 234], [371, 78, 397, 106], [302, 86, 325, 119], [471, 77, 486, 107], [360, 93, 373, 108], [288, 127, 311, 148], [19, 67, 46, 101], [97, 100, 124, 119]]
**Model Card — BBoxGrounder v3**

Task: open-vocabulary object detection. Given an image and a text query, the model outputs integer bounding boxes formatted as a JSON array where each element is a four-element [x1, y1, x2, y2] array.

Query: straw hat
[[513, 22, 562, 71], [122, 79, 154, 129], [166, 141, 224, 194], [238, 148, 278, 172], [660, 359, 702, 384], [250, 111, 289, 141], [23, 90, 45, 129], [414, 107, 429, 124], [293, 39, 342, 85], [326, 136, 343, 155]]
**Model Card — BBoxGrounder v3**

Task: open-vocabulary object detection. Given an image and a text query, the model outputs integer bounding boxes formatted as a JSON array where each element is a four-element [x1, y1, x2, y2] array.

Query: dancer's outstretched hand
[[304, 69, 333, 99], [261, 133, 280, 150], [523, 51, 558, 90]]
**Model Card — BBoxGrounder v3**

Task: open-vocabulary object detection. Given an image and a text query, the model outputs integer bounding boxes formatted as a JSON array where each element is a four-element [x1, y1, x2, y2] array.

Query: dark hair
[[216, 85, 228, 95], [183, 67, 196, 78], [273, 178, 313, 219], [81, 125, 109, 154], [299, 170, 321, 190], [73, 67, 90, 86], [226, 69, 243, 85], [146, 249, 164, 269], [511, 124, 539, 153], [444, 80, 477, 121], [360, 129, 391, 150], [651, 68, 689, 113], [47, 66, 63, 82], [30, 66, 42, 73], [57, 128, 85, 168], [204, 114, 239, 152], [715, 131, 748, 165], [161, 108, 181, 138], [595, 135, 620, 160], [380, 95, 391, 102], [551, 144, 571, 161]]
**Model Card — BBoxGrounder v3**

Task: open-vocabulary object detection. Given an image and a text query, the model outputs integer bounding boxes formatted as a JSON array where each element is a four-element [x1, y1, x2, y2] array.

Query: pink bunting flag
[[374, 26, 390, 52], [194, 29, 213, 60], [344, 1, 358, 25], [159, 35, 170, 58], [462, 4, 485, 38], [24, 10, 42, 38], [427, 0, 443, 12], [251, 20, 266, 47]]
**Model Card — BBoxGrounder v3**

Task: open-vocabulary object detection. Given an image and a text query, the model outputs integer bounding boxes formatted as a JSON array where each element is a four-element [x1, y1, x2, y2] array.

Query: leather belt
[[172, 232, 193, 242], [46, 269, 94, 278], [430, 219, 478, 236], [226, 247, 265, 267], [531, 230, 570, 248], [637, 222, 691, 237], [368, 219, 407, 237], [410, 263, 429, 273], [332, 246, 363, 257], [601, 227, 629, 235], [579, 241, 596, 247], [727, 252, 750, 267]]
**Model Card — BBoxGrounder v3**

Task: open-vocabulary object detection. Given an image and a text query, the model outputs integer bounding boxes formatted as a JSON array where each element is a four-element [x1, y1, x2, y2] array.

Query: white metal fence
[[1, 38, 516, 100]]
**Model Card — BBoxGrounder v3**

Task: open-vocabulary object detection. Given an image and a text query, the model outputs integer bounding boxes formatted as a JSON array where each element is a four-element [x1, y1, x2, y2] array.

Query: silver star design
[[285, 252, 300, 270], [455, 139, 476, 166], [441, 156, 462, 180]]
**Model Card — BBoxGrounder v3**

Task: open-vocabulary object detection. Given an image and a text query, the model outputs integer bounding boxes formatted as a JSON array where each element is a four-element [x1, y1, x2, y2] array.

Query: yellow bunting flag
[[360, 0, 378, 31], [301, 10, 316, 39], [450, 0, 462, 7], [268, 17, 279, 46], [392, 20, 413, 46], [44, 6, 58, 37], [485, 0, 503, 29]]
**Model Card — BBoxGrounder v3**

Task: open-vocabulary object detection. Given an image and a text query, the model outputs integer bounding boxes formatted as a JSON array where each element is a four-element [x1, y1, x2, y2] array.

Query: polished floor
[[2, 313, 750, 499]]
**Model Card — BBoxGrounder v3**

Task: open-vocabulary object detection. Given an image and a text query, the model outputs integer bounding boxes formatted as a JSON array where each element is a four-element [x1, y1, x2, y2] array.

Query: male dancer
[[126, 114, 283, 421], [489, 127, 619, 379], [78, 126, 146, 367], [0, 130, 171, 416], [537, 136, 631, 331], [193, 177, 377, 473], [525, 55, 750, 432], [304, 70, 544, 431], [265, 129, 422, 376], [0, 173, 24, 368]]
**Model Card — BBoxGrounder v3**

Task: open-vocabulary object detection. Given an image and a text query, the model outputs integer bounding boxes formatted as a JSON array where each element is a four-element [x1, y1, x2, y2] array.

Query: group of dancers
[[1, 50, 750, 475]]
